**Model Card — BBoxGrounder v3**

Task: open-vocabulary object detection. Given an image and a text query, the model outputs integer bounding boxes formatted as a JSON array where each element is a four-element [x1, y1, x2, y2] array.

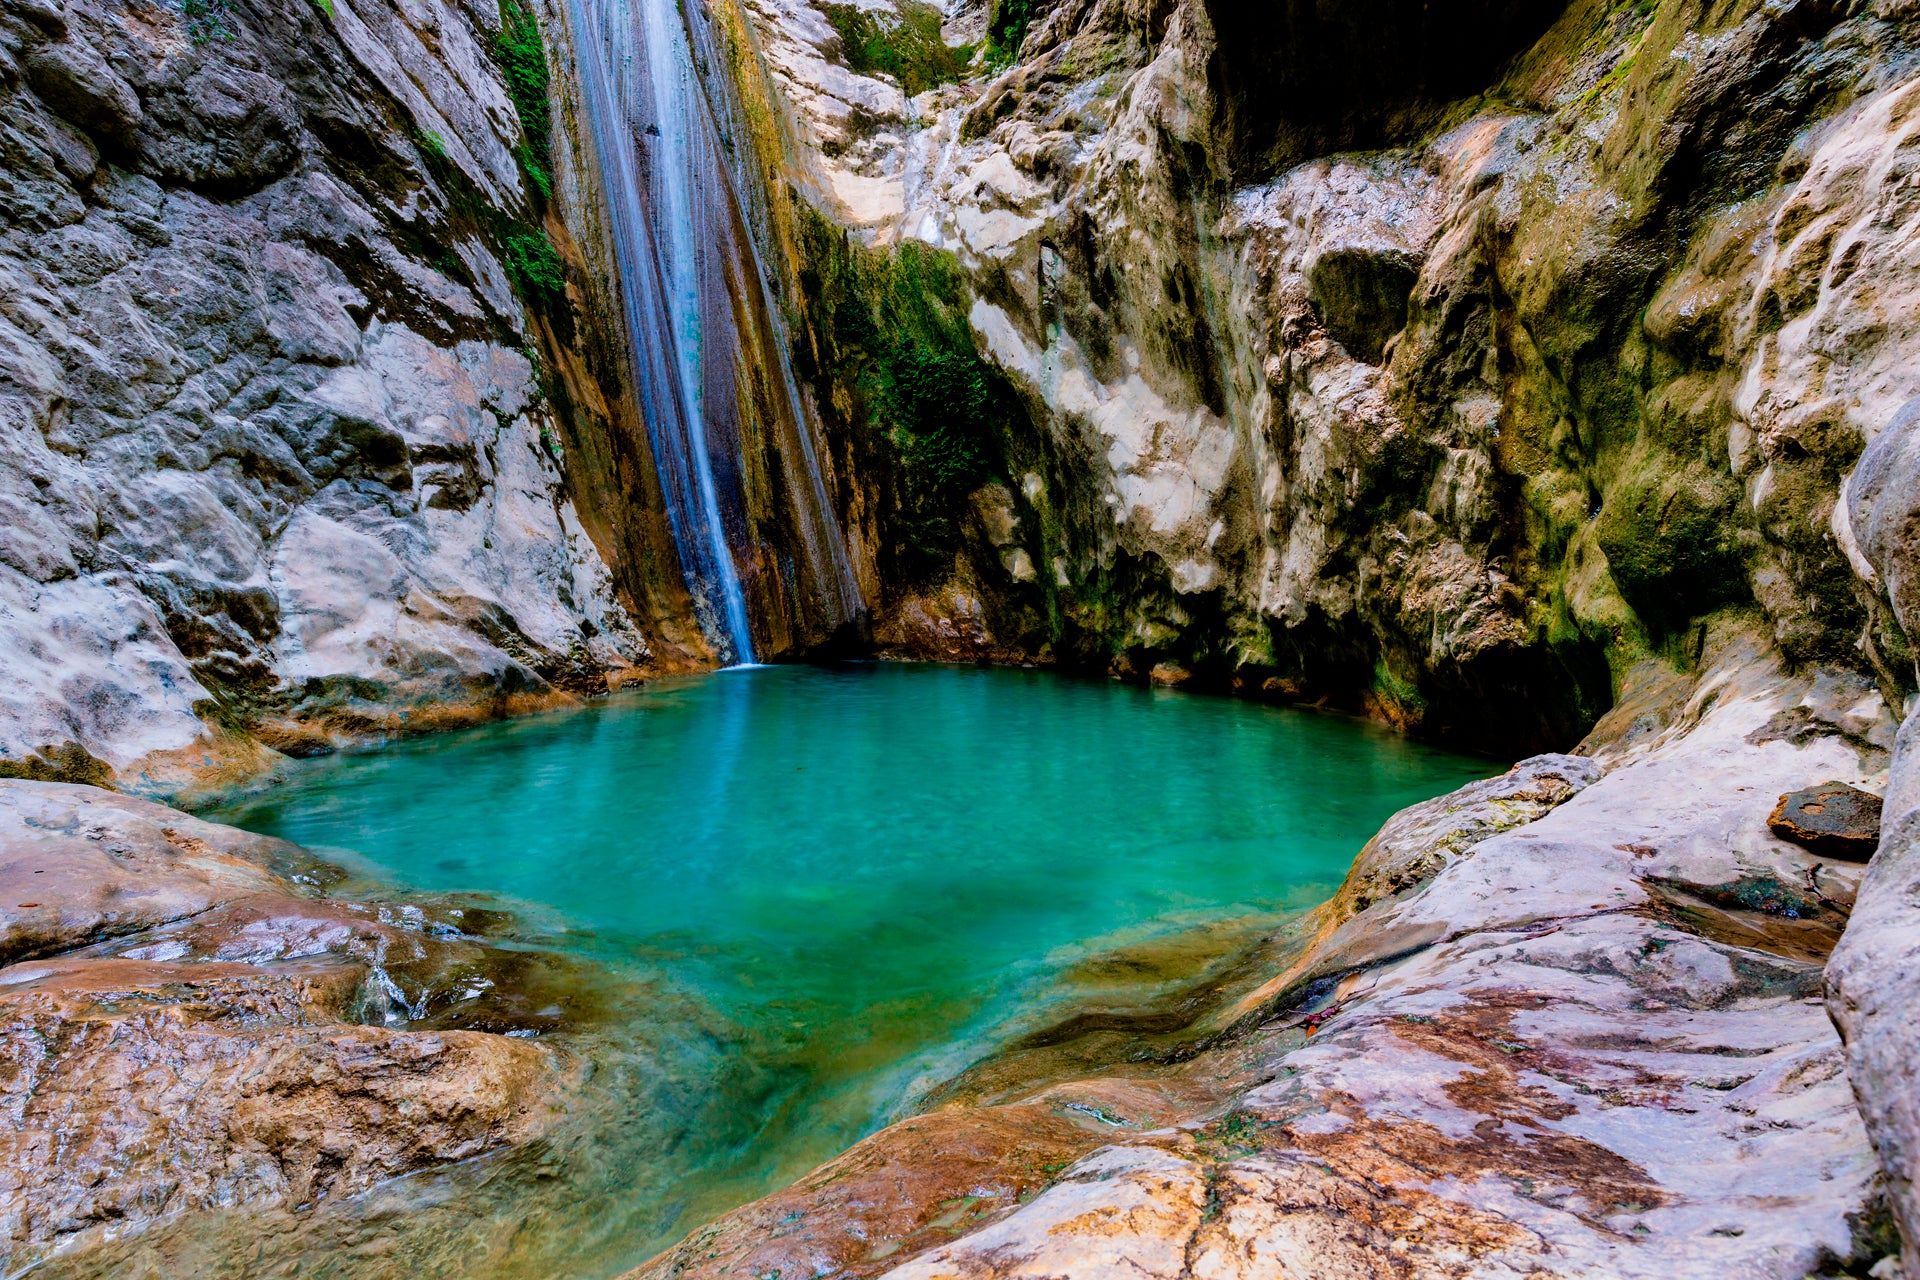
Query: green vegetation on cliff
[[983, 0, 1035, 68], [504, 231, 567, 303], [793, 205, 1015, 585], [822, 0, 971, 95], [496, 0, 554, 200]]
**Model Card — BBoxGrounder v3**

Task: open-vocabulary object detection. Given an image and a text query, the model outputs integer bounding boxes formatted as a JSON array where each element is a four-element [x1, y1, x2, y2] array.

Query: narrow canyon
[[3, 0, 1920, 1270]]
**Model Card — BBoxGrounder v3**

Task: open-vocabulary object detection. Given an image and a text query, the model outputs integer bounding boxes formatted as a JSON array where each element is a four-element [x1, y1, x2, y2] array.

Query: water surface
[[199, 664, 1494, 1276]]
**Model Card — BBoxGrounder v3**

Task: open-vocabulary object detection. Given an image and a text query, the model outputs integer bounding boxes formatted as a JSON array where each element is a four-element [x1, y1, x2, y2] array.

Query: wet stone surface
[[0, 780, 581, 1275]]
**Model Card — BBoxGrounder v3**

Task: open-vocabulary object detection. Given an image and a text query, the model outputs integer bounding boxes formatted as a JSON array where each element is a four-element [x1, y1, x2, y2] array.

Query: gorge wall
[[0, 0, 708, 795], [735, 0, 1920, 754], [0, 0, 870, 799]]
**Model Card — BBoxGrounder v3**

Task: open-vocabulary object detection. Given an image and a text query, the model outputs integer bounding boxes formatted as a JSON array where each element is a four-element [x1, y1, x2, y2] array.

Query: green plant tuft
[[503, 230, 566, 303], [496, 0, 553, 191], [416, 129, 449, 159], [887, 345, 992, 491], [310, 0, 334, 18], [795, 208, 1017, 583], [515, 144, 553, 200], [180, 0, 234, 43]]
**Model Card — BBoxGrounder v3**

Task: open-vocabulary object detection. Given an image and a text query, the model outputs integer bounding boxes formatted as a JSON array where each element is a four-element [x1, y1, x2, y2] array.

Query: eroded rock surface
[[0, 0, 686, 797], [724, 0, 1920, 755], [0, 780, 566, 1273], [1827, 382, 1920, 1277]]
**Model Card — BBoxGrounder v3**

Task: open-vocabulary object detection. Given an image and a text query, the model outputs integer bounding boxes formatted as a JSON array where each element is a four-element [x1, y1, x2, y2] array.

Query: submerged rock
[[1769, 781, 1883, 861]]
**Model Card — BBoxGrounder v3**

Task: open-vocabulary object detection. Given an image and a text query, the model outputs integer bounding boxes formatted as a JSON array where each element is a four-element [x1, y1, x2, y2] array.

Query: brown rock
[[0, 780, 305, 963], [1769, 781, 1883, 861], [0, 955, 555, 1267], [0, 782, 570, 1274]]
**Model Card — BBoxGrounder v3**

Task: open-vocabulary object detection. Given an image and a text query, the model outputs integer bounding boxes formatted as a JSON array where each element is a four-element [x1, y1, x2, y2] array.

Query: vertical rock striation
[[736, 0, 1920, 753]]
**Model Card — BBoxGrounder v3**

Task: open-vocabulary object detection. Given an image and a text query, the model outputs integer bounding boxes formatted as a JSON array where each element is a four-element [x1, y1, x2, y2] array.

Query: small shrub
[[496, 0, 553, 175], [180, 0, 234, 43]]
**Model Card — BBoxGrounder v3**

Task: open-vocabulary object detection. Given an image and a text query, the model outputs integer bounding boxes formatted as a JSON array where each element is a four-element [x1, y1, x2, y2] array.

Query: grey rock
[[0, 0, 661, 792], [24, 40, 140, 142]]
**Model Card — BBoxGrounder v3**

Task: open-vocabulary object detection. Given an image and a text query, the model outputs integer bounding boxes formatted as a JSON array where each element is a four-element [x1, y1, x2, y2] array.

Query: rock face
[[720, 0, 1920, 754], [633, 625, 1900, 1278], [0, 779, 564, 1274], [0, 0, 716, 797], [1826, 387, 1920, 1276]]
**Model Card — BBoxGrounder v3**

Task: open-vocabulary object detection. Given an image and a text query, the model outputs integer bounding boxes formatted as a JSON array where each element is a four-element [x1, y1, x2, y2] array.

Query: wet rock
[[1769, 781, 1883, 861], [0, 955, 555, 1270], [0, 779, 301, 962], [0, 782, 567, 1274]]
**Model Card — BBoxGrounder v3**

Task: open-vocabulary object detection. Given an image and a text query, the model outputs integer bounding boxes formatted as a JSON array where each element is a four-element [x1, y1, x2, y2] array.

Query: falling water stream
[[567, 0, 861, 662]]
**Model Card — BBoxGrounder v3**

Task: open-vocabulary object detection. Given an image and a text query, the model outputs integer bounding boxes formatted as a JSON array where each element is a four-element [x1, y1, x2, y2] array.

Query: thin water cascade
[[566, 0, 863, 663]]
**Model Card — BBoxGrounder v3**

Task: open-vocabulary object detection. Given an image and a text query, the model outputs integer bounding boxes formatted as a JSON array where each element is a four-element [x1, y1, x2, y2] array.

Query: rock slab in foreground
[[0, 780, 560, 1273]]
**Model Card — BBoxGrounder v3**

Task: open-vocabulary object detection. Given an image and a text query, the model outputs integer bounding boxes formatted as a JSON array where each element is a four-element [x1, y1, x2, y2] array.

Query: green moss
[[0, 743, 114, 788], [822, 0, 972, 94], [1371, 659, 1427, 716], [795, 205, 1019, 585], [310, 0, 334, 17], [1594, 450, 1749, 635], [415, 129, 448, 160]]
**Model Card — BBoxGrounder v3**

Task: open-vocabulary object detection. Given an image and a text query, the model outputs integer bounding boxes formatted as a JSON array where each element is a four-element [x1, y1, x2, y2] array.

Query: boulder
[[0, 780, 565, 1273], [0, 779, 303, 962]]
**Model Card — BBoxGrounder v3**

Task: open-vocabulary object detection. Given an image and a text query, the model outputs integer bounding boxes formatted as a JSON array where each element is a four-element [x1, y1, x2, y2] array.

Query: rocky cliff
[[0, 0, 730, 798], [10, 0, 1920, 1269], [735, 0, 1920, 756]]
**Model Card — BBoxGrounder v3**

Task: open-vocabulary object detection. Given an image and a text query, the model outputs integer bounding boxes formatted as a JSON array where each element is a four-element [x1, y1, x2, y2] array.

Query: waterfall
[[565, 0, 863, 664]]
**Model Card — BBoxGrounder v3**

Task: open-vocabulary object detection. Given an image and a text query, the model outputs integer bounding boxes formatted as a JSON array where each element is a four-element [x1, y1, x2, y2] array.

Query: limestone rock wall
[[739, 0, 1920, 753], [0, 0, 702, 796]]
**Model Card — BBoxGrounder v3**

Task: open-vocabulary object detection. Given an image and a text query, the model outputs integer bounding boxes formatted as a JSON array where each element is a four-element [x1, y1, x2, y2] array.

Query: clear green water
[[196, 663, 1494, 1276]]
